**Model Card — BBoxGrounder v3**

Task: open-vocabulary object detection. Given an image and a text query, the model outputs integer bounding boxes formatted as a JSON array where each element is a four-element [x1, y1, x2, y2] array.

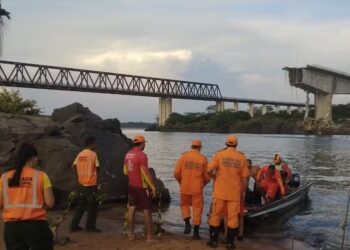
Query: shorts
[[128, 185, 152, 210]]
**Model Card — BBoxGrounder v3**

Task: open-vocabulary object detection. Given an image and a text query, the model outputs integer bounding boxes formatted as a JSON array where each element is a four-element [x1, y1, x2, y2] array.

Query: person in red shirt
[[124, 135, 157, 243], [174, 139, 210, 239], [257, 165, 285, 204]]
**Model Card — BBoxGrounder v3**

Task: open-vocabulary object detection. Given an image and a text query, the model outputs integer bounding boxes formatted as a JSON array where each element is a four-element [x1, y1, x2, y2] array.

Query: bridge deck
[[0, 60, 309, 107]]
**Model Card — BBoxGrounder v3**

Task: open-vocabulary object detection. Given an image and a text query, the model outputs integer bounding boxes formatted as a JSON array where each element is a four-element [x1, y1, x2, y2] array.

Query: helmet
[[274, 154, 282, 164]]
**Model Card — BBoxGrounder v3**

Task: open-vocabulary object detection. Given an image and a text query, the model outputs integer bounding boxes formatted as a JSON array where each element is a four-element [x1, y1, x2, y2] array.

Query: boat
[[244, 182, 312, 224]]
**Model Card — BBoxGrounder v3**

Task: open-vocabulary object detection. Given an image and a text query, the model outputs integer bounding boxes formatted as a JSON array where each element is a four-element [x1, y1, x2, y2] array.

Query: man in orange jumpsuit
[[207, 135, 249, 249], [257, 164, 285, 204], [174, 139, 210, 240]]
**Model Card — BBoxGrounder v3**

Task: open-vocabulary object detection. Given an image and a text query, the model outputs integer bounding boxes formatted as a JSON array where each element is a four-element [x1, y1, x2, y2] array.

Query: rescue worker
[[174, 139, 210, 240], [273, 154, 292, 190], [0, 143, 55, 250], [70, 136, 101, 232], [256, 164, 285, 204], [207, 135, 249, 250], [124, 134, 157, 243]]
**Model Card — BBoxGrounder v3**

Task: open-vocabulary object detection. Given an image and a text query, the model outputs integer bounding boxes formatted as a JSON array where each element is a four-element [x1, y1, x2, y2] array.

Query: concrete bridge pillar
[[216, 101, 225, 112], [233, 102, 239, 112], [315, 93, 333, 121], [287, 106, 292, 115], [159, 97, 172, 126], [262, 104, 267, 115], [274, 105, 280, 113], [248, 103, 254, 117]]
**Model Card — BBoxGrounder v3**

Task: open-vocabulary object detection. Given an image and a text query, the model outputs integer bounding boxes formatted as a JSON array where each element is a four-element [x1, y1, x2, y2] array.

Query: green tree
[[0, 88, 41, 115]]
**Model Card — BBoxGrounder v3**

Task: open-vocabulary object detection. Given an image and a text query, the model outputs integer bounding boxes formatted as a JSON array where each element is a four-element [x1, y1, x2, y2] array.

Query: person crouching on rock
[[70, 136, 101, 232], [124, 134, 158, 243], [0, 143, 55, 250], [174, 139, 210, 240]]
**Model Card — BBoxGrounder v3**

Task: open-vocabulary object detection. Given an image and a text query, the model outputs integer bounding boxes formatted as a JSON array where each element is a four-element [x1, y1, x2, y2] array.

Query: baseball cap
[[225, 135, 238, 146], [191, 139, 202, 147], [133, 135, 146, 144]]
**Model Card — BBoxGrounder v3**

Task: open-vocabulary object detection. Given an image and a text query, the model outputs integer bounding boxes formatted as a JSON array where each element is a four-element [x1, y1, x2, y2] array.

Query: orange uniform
[[257, 165, 285, 200], [174, 149, 210, 225], [276, 162, 292, 179], [208, 147, 249, 229], [0, 167, 51, 222], [74, 149, 99, 186]]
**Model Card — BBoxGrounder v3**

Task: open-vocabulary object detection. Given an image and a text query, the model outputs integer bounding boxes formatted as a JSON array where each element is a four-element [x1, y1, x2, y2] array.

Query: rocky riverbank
[[0, 103, 170, 206]]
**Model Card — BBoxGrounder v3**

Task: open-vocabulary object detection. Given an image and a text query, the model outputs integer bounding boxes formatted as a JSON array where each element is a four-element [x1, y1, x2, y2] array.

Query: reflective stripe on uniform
[[3, 170, 42, 209]]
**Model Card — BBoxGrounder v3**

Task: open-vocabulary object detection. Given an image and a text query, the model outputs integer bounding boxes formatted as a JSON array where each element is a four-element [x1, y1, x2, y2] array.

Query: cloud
[[3, 0, 350, 122], [82, 49, 192, 66]]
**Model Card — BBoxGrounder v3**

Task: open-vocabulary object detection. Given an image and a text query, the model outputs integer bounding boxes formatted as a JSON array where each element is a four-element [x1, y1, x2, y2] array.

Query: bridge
[[284, 64, 350, 122], [0, 60, 309, 125]]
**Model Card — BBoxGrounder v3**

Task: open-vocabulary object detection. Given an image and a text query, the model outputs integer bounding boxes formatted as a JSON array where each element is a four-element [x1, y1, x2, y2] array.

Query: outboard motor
[[289, 173, 301, 188]]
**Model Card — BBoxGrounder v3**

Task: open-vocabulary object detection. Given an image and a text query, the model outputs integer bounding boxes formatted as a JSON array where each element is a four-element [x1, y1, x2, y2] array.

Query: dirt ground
[[0, 206, 314, 250]]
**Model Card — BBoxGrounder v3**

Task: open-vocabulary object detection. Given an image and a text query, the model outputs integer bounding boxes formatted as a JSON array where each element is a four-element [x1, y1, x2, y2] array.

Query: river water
[[123, 130, 350, 249]]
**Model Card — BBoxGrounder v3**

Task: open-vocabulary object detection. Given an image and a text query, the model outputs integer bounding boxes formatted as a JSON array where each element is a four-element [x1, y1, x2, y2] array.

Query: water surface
[[124, 130, 350, 249]]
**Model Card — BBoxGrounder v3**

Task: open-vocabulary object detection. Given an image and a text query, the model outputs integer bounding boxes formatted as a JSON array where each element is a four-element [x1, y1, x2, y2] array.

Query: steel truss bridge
[[0, 60, 310, 107], [0, 60, 222, 101]]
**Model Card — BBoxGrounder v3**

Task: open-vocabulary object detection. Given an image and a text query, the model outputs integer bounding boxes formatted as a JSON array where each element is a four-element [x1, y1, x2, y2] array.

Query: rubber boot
[[226, 227, 238, 250], [183, 217, 192, 234], [192, 225, 201, 240], [207, 225, 219, 248]]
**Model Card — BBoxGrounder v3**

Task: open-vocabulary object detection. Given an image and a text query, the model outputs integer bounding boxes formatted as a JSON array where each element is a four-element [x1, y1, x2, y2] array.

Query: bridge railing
[[0, 60, 222, 100]]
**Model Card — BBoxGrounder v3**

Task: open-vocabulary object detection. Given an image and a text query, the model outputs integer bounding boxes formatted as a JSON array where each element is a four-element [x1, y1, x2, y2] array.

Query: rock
[[52, 102, 102, 124], [0, 141, 15, 167], [149, 168, 171, 202], [0, 104, 171, 206], [86, 131, 131, 200], [34, 137, 80, 204]]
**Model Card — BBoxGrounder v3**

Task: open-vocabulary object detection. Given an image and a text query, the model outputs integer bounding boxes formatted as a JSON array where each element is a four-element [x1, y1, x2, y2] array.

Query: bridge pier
[[315, 93, 332, 121], [262, 104, 267, 115], [233, 102, 239, 112], [248, 103, 254, 117], [159, 97, 172, 126], [216, 101, 225, 112], [274, 105, 280, 113], [287, 106, 292, 115]]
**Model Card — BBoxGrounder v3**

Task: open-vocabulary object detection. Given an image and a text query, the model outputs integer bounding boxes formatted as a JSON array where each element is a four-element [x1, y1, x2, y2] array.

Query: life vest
[[1, 167, 47, 222]]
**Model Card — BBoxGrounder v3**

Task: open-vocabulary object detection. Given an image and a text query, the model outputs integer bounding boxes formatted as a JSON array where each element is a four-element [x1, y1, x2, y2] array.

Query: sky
[[1, 0, 350, 122]]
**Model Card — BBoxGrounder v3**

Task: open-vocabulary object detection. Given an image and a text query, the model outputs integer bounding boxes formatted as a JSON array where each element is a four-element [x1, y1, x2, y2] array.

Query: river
[[123, 130, 350, 249]]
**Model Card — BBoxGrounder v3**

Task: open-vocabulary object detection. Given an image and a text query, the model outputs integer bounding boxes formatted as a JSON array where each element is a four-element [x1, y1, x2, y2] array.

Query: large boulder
[[0, 104, 170, 206], [52, 102, 102, 124], [34, 137, 80, 204]]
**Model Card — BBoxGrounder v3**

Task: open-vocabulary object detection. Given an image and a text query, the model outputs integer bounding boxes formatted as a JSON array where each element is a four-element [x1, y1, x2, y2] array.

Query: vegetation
[[161, 104, 350, 134], [333, 103, 350, 122], [0, 88, 41, 115], [121, 121, 155, 128]]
